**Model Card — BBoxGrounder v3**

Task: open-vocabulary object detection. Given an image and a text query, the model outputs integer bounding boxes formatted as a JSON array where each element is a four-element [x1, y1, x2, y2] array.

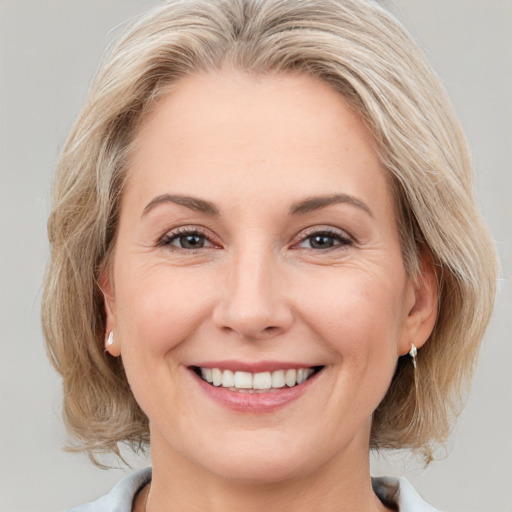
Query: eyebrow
[[290, 193, 373, 217], [142, 194, 220, 217], [141, 192, 372, 219]]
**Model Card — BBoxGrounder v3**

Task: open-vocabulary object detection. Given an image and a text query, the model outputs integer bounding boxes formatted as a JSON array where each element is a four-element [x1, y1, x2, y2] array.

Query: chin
[[205, 454, 313, 485], [190, 432, 324, 485]]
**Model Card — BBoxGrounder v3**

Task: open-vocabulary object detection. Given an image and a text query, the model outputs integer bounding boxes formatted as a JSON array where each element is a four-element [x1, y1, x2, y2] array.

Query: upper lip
[[189, 360, 323, 373]]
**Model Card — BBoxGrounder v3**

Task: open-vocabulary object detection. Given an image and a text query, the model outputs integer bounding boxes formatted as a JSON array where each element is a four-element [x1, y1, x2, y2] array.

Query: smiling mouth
[[191, 366, 324, 393]]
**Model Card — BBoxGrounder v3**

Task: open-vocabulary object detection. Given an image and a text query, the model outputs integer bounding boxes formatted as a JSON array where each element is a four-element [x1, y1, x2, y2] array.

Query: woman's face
[[106, 71, 435, 482]]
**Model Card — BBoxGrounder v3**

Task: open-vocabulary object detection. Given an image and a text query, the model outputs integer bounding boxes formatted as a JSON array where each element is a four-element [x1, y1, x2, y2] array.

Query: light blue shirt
[[69, 467, 440, 511]]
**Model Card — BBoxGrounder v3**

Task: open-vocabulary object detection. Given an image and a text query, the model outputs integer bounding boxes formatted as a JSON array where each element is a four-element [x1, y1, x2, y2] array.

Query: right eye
[[159, 228, 213, 251]]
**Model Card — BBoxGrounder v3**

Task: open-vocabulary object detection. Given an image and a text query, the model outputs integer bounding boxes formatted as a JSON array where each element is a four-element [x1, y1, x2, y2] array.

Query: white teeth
[[285, 369, 297, 387], [221, 369, 235, 387], [201, 367, 213, 383], [271, 370, 286, 388], [198, 367, 318, 390], [253, 372, 272, 390], [301, 368, 314, 383], [212, 368, 222, 386], [234, 371, 253, 389]]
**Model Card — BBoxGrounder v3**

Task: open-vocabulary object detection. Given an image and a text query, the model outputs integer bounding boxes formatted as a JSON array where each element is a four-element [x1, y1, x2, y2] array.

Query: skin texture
[[104, 70, 437, 512]]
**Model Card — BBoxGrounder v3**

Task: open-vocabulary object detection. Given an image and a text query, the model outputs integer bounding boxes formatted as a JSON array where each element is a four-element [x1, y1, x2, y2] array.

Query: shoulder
[[372, 476, 441, 512], [67, 467, 152, 512]]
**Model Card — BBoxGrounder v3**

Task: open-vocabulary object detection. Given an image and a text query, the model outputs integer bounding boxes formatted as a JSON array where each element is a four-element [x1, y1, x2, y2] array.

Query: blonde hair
[[43, 0, 498, 464]]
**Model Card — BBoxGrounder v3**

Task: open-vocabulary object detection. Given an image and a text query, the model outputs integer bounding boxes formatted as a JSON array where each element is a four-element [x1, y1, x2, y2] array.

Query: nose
[[212, 247, 293, 341]]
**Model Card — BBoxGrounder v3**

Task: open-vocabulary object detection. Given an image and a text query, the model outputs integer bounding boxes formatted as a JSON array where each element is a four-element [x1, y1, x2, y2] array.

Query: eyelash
[[157, 226, 353, 252], [293, 227, 353, 250], [158, 227, 214, 251]]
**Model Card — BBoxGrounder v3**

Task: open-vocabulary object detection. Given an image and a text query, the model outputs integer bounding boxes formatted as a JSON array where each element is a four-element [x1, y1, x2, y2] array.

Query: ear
[[399, 251, 438, 356], [100, 267, 121, 357]]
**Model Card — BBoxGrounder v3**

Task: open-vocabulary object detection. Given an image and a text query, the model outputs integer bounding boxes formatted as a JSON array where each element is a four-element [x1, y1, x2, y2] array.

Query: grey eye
[[297, 230, 351, 250], [308, 234, 336, 249], [161, 230, 213, 249], [177, 234, 206, 249]]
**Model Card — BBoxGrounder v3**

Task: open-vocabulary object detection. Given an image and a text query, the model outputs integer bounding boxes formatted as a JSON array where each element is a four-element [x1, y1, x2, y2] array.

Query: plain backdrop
[[0, 1, 510, 511]]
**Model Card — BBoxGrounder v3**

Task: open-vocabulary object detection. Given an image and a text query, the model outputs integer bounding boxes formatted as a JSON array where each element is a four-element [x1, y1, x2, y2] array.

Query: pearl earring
[[409, 342, 417, 369], [107, 331, 114, 347]]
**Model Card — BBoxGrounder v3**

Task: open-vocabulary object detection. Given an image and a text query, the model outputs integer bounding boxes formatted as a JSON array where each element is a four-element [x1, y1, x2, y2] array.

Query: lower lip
[[190, 369, 321, 413]]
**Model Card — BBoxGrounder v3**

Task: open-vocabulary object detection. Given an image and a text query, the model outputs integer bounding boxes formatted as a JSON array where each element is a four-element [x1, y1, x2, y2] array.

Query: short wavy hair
[[42, 0, 498, 465]]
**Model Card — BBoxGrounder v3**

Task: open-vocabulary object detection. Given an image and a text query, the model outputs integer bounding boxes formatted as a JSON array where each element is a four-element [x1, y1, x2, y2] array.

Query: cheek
[[114, 264, 216, 356], [113, 265, 218, 419], [295, 265, 408, 368]]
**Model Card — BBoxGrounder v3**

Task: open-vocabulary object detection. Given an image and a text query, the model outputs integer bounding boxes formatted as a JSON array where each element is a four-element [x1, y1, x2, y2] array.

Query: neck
[[145, 430, 391, 512]]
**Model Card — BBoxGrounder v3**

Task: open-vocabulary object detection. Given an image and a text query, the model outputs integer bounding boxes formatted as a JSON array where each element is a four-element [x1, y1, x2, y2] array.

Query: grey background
[[0, 1, 510, 511]]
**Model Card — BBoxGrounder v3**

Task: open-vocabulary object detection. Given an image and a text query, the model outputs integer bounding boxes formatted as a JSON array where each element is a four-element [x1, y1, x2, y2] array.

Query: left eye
[[297, 231, 351, 250]]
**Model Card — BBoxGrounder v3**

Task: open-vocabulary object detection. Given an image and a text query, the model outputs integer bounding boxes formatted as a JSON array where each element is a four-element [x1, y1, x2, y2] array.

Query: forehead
[[133, 70, 375, 155], [125, 70, 392, 213]]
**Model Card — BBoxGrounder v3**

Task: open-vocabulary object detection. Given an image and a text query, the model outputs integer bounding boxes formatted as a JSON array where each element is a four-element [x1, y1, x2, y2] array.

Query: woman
[[42, 0, 498, 510]]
